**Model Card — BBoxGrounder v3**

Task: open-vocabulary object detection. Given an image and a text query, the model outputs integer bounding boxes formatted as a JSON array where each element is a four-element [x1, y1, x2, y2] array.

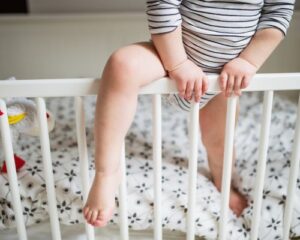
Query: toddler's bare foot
[[212, 179, 248, 216], [212, 177, 248, 217], [83, 167, 121, 227], [207, 151, 248, 216], [228, 186, 248, 217]]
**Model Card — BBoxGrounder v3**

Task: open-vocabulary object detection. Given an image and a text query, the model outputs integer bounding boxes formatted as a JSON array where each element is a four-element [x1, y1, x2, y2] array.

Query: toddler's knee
[[109, 48, 139, 75], [103, 48, 139, 90]]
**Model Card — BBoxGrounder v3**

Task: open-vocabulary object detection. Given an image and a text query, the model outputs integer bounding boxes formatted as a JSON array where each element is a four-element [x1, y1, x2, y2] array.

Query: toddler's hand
[[167, 59, 208, 102], [219, 57, 257, 97]]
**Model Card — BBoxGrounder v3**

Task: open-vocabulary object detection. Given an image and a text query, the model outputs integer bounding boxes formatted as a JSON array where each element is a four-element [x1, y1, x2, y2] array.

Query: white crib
[[0, 73, 300, 240]]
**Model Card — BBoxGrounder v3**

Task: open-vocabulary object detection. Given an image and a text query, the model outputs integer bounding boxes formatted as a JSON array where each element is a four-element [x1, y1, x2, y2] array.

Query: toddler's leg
[[83, 42, 167, 227], [199, 93, 247, 217]]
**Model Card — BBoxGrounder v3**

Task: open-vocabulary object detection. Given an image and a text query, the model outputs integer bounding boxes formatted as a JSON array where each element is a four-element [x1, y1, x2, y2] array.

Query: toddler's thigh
[[108, 41, 167, 88]]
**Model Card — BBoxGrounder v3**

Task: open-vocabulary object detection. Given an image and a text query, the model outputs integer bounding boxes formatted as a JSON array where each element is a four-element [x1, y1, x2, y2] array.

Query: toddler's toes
[[94, 213, 109, 228], [93, 208, 114, 227], [83, 206, 89, 218], [233, 205, 243, 217], [229, 189, 248, 217], [86, 209, 94, 223], [90, 210, 99, 225], [96, 209, 104, 221], [94, 219, 107, 228]]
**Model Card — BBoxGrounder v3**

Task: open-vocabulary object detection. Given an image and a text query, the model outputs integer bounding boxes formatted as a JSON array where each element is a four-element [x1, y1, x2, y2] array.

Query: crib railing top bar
[[0, 73, 300, 98]]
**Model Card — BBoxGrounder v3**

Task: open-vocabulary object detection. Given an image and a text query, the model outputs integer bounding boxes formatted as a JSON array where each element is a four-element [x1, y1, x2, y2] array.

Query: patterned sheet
[[0, 92, 300, 240]]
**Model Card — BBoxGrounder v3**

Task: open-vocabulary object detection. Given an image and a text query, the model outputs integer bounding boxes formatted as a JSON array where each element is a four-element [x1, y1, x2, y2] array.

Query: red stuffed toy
[[1, 155, 26, 173]]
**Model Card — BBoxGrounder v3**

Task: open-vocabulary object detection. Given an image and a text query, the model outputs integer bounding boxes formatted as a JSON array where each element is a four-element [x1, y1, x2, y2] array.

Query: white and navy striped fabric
[[146, 0, 295, 111]]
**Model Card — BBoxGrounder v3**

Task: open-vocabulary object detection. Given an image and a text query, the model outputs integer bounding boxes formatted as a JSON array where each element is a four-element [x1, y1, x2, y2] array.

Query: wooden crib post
[[0, 99, 27, 240], [36, 97, 61, 240], [119, 142, 129, 240], [187, 100, 200, 240], [283, 93, 300, 240], [219, 95, 238, 240], [74, 97, 95, 240], [250, 91, 274, 240], [152, 94, 162, 240]]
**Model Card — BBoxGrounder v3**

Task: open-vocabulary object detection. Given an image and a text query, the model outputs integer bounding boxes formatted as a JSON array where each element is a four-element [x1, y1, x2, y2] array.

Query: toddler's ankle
[[211, 176, 222, 191], [95, 165, 121, 177]]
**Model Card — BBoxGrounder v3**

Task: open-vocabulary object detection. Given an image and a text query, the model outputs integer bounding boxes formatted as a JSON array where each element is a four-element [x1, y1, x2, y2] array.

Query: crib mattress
[[0, 92, 300, 240], [1, 220, 190, 240]]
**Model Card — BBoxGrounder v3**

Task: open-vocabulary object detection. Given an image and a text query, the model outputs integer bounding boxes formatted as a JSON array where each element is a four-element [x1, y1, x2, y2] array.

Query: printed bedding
[[0, 92, 300, 240]]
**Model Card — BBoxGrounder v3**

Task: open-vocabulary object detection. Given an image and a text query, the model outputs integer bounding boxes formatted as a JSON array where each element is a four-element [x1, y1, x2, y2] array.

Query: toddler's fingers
[[179, 90, 185, 99], [194, 79, 202, 102], [226, 74, 235, 97], [177, 81, 186, 99], [202, 75, 208, 94], [233, 76, 243, 96], [241, 75, 250, 89], [185, 80, 194, 100], [219, 72, 227, 91]]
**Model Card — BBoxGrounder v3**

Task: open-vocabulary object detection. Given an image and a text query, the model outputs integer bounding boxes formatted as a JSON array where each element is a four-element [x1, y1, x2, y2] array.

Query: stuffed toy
[[0, 97, 55, 173]]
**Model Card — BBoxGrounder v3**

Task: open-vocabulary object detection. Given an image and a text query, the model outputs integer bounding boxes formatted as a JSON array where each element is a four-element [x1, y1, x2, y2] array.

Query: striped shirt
[[146, 0, 295, 111], [146, 0, 295, 73]]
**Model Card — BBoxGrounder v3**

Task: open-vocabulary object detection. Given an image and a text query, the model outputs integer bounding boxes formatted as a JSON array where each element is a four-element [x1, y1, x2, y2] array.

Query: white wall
[[0, 11, 299, 101], [0, 13, 149, 79], [28, 0, 146, 13], [28, 0, 299, 13]]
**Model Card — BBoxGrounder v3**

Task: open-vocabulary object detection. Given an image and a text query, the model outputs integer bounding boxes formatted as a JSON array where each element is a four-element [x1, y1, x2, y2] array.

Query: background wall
[[0, 11, 299, 80], [27, 0, 300, 13], [28, 0, 146, 13]]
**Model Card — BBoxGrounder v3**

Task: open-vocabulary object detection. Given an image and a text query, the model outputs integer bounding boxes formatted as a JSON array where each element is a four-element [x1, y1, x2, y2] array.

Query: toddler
[[83, 0, 295, 227]]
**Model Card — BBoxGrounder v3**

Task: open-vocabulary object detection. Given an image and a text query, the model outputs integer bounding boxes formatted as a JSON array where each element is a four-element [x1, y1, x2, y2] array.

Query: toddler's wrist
[[238, 54, 259, 69], [165, 57, 189, 73]]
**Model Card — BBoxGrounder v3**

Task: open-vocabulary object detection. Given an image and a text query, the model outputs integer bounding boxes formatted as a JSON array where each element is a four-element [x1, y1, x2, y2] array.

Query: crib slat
[[250, 91, 273, 240], [187, 100, 199, 240], [119, 142, 129, 240], [0, 99, 27, 240], [36, 97, 61, 240], [283, 93, 300, 240], [219, 96, 238, 240], [152, 94, 162, 240], [74, 97, 95, 240]]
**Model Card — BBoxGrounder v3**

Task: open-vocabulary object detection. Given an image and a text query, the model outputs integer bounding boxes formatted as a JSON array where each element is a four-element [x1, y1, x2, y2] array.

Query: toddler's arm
[[240, 0, 295, 69], [146, 0, 208, 102], [239, 28, 284, 71], [220, 0, 295, 97], [146, 0, 186, 68]]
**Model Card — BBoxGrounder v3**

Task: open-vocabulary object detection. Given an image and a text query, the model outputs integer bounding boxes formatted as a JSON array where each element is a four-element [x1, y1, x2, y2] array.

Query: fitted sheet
[[1, 220, 192, 240]]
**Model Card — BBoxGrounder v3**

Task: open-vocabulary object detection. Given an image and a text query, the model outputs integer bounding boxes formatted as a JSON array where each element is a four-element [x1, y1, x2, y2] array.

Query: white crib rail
[[119, 142, 129, 240], [0, 99, 27, 240], [36, 98, 61, 240], [187, 101, 200, 240], [0, 73, 300, 240], [219, 96, 238, 240], [250, 91, 274, 240], [283, 94, 300, 240], [152, 94, 162, 240], [74, 97, 95, 240], [0, 73, 300, 98]]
